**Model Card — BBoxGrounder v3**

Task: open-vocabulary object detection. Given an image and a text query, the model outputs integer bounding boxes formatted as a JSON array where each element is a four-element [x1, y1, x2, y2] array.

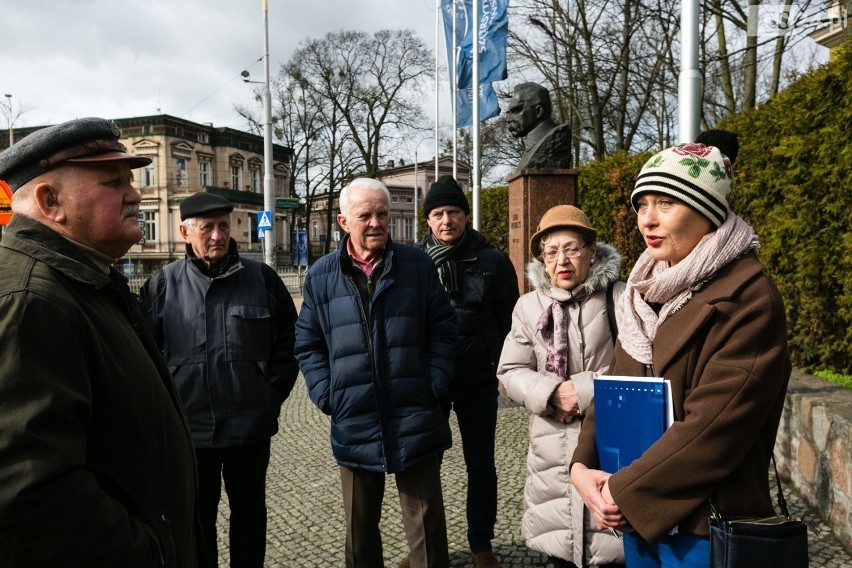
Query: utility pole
[[261, 0, 275, 267]]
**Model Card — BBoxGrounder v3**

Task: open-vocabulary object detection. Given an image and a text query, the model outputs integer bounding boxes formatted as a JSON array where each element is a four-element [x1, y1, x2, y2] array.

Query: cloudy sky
[[2, 0, 448, 132]]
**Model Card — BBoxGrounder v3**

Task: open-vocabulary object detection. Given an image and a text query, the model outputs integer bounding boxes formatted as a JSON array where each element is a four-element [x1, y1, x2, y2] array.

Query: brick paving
[[215, 377, 852, 567]]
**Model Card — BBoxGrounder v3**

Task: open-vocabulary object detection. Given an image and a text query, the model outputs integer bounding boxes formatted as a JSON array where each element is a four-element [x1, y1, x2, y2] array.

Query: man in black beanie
[[414, 175, 520, 568]]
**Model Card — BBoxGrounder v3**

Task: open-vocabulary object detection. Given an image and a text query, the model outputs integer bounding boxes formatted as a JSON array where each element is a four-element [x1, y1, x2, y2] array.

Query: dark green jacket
[[0, 215, 201, 567]]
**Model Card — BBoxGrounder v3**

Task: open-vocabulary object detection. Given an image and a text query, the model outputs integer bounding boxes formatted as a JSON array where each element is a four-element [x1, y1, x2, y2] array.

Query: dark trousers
[[340, 454, 449, 568], [453, 390, 498, 553], [196, 439, 271, 568]]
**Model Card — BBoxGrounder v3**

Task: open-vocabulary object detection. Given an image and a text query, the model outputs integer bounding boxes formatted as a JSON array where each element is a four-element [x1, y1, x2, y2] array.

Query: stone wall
[[775, 370, 852, 553]]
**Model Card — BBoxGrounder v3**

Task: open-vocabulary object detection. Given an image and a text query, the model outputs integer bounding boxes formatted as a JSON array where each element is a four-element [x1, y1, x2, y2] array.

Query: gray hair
[[338, 178, 390, 216]]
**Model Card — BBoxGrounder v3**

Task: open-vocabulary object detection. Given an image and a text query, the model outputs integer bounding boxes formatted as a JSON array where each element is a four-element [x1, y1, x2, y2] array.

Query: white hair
[[338, 177, 390, 216]]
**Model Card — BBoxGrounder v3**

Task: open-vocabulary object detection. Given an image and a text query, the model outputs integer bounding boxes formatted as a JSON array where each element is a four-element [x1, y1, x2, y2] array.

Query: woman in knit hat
[[497, 205, 625, 568], [570, 143, 792, 567]]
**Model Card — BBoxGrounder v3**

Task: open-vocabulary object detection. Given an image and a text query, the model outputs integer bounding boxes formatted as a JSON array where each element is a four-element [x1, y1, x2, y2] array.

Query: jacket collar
[[1, 214, 115, 289], [525, 242, 622, 300], [184, 238, 241, 277], [651, 254, 764, 371]]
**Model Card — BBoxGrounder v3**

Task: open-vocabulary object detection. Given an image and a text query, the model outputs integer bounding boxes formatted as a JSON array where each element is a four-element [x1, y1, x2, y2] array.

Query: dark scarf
[[425, 227, 469, 296]]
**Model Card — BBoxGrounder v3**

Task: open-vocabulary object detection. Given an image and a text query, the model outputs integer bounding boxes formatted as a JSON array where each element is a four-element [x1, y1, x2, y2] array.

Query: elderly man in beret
[[414, 175, 519, 568], [140, 192, 299, 568], [0, 118, 204, 566]]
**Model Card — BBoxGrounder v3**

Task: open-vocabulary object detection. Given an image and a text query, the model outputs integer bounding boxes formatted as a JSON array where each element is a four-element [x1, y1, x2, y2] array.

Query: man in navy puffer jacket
[[295, 177, 456, 568]]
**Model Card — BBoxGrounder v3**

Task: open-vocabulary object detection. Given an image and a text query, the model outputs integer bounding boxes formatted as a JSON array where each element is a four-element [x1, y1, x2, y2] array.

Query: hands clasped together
[[571, 464, 631, 532]]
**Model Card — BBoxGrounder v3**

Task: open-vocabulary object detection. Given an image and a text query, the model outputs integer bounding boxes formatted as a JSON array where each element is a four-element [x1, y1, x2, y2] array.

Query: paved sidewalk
[[216, 378, 852, 567]]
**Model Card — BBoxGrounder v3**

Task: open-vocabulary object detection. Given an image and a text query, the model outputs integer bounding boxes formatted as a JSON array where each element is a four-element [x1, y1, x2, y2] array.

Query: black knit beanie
[[423, 175, 470, 218]]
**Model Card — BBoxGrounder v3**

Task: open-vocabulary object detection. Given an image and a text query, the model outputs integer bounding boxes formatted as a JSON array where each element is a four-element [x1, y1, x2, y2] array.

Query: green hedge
[[572, 45, 852, 374]]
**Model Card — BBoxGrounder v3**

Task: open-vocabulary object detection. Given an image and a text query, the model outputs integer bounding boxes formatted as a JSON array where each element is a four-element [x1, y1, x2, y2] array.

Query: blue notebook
[[593, 376, 672, 474]]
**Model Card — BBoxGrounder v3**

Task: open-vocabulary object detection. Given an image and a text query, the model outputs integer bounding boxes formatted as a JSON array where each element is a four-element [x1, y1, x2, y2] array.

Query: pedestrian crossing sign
[[257, 210, 272, 230]]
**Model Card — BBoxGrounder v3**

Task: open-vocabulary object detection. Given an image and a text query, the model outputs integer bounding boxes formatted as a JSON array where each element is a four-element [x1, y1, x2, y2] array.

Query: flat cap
[[0, 117, 151, 192], [180, 192, 234, 221]]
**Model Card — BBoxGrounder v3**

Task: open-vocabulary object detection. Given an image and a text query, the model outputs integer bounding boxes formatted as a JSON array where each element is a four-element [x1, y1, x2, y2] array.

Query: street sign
[[257, 210, 272, 230], [276, 197, 300, 209], [0, 180, 12, 225]]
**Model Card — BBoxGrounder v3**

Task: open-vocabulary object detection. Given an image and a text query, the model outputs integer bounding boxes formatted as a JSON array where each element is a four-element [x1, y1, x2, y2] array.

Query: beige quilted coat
[[497, 244, 625, 566]]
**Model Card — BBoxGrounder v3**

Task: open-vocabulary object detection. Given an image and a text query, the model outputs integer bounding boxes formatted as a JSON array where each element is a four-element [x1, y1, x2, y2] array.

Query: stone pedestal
[[507, 168, 579, 294]]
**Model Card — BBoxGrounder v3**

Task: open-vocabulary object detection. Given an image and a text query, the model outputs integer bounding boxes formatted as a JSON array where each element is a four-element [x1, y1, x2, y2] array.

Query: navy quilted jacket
[[295, 237, 456, 473]]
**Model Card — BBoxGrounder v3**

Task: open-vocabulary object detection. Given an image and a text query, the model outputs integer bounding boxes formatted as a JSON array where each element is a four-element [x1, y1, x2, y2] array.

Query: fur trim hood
[[526, 242, 622, 297]]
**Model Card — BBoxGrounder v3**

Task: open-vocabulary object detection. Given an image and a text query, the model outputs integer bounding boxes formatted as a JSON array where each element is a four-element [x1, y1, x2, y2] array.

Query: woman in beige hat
[[497, 205, 625, 568]]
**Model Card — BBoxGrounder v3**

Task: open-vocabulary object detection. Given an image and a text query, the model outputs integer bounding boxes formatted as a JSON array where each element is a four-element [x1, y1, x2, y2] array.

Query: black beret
[[0, 117, 151, 192], [180, 192, 234, 221], [423, 175, 470, 218]]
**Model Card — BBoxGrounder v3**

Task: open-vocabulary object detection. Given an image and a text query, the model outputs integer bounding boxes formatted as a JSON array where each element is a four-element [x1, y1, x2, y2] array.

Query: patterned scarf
[[425, 227, 469, 296], [536, 288, 588, 378], [616, 213, 759, 365]]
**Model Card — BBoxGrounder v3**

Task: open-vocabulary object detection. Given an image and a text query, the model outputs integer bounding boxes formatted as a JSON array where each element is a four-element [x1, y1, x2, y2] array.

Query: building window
[[143, 163, 156, 187], [231, 165, 242, 190], [312, 220, 319, 240], [404, 218, 413, 241], [197, 132, 209, 144], [199, 161, 210, 186], [176, 158, 186, 187], [389, 218, 397, 240], [142, 211, 157, 241], [250, 167, 260, 193], [406, 197, 413, 204], [391, 195, 399, 203]]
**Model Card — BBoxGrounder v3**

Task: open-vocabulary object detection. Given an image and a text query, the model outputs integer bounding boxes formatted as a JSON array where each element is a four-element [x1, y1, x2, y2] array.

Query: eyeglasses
[[541, 244, 586, 262]]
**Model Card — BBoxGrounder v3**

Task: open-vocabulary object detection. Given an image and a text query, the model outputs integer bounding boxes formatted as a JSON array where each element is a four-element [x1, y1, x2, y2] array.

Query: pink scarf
[[616, 213, 758, 365]]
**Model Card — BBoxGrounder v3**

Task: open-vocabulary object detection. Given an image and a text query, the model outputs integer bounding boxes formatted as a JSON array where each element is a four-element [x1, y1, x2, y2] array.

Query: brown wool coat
[[572, 254, 792, 543]]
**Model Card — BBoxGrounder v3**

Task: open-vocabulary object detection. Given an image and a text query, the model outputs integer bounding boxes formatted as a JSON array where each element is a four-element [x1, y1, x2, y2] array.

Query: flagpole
[[471, 0, 481, 231], [452, 0, 458, 180], [435, 0, 441, 180]]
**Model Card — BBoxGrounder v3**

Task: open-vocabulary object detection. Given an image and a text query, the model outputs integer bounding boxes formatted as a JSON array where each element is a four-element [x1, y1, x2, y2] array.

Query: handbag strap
[[709, 454, 789, 519], [770, 455, 791, 518]]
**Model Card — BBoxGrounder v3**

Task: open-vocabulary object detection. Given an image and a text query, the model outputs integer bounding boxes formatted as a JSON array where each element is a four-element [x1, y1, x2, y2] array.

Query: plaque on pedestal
[[507, 168, 579, 293]]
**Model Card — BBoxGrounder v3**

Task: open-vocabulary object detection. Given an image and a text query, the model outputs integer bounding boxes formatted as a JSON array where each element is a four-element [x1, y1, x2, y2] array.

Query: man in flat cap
[[415, 176, 519, 568], [0, 117, 205, 566], [141, 192, 299, 568]]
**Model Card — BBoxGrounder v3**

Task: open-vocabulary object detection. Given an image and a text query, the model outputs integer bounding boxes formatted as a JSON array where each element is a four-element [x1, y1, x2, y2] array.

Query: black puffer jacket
[[417, 227, 520, 399]]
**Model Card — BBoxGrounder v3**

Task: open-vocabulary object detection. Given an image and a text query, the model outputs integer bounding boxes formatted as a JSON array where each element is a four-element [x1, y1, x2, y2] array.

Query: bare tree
[[287, 29, 434, 178], [508, 0, 681, 160]]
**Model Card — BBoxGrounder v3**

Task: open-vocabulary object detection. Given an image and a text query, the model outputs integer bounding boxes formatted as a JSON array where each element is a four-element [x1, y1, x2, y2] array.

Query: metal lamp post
[[241, 1, 275, 268]]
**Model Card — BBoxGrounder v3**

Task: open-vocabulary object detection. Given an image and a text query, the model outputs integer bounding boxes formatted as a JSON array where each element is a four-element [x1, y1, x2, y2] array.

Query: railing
[[125, 266, 307, 296]]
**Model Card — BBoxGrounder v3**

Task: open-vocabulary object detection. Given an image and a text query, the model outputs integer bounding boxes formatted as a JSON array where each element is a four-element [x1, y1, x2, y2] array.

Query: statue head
[[507, 82, 553, 139]]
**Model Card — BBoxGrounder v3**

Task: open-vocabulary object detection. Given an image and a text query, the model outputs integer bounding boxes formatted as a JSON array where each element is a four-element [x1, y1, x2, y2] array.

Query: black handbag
[[708, 456, 817, 568]]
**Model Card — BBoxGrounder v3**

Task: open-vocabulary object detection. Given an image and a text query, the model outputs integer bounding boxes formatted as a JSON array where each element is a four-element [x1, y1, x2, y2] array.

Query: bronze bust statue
[[506, 82, 572, 170]]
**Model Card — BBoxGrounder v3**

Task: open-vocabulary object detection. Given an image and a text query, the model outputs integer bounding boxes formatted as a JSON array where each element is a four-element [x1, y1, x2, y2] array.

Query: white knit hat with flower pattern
[[631, 143, 734, 227]]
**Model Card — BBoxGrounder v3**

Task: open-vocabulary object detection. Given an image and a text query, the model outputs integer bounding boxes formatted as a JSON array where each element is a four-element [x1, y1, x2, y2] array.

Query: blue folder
[[594, 376, 670, 474]]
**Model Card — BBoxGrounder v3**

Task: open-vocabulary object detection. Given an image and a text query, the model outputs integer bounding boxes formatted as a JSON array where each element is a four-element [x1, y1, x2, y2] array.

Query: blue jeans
[[622, 531, 709, 568], [453, 391, 498, 553]]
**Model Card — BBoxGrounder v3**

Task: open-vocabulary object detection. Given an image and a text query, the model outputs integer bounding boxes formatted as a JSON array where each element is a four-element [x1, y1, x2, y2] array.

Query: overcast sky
[[2, 0, 447, 133]]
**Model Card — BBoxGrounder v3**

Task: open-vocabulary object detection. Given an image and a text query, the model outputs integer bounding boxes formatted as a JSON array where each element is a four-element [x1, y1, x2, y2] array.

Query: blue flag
[[456, 82, 500, 129], [441, 0, 509, 91]]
